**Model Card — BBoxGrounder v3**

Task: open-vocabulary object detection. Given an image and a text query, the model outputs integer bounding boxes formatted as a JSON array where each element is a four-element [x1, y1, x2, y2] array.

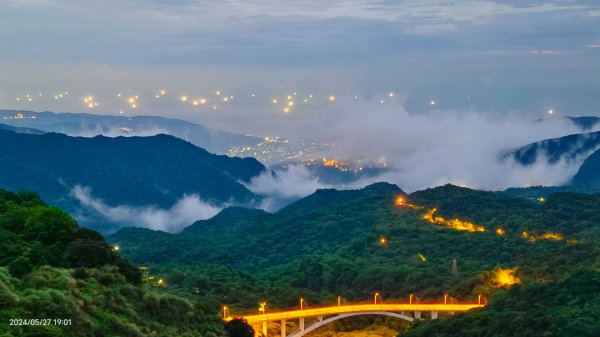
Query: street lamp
[[259, 302, 267, 314], [409, 294, 413, 305], [444, 294, 448, 305], [300, 298, 304, 310], [337, 296, 341, 306], [223, 306, 229, 319], [374, 292, 381, 304]]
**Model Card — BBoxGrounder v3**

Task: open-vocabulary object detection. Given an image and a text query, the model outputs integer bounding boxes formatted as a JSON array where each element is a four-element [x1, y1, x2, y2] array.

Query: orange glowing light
[[538, 233, 563, 241], [394, 196, 405, 207], [493, 268, 520, 287], [422, 208, 485, 232], [379, 236, 388, 246], [524, 232, 564, 242], [323, 159, 337, 167], [495, 228, 505, 236]]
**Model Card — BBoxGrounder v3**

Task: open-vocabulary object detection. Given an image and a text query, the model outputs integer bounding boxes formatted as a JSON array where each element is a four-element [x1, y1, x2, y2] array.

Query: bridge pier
[[414, 311, 421, 319], [299, 317, 304, 331], [281, 319, 286, 337], [262, 321, 267, 337], [431, 311, 438, 319]]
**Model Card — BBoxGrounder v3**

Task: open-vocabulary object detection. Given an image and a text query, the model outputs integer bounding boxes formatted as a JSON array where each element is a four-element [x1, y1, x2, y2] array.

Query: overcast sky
[[1, 0, 599, 136]]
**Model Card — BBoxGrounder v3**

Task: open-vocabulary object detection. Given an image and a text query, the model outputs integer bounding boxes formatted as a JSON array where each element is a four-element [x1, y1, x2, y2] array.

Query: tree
[[225, 318, 255, 337], [8, 256, 33, 278]]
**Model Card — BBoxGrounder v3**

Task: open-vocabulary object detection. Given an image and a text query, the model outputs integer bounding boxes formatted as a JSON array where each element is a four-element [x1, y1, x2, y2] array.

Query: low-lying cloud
[[244, 164, 397, 212], [245, 100, 598, 210], [66, 125, 169, 138], [244, 165, 331, 211], [71, 185, 222, 233], [310, 100, 593, 191]]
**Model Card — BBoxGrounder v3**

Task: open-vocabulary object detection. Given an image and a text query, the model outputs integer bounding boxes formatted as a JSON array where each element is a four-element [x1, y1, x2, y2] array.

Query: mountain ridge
[[0, 129, 265, 232], [0, 110, 260, 154]]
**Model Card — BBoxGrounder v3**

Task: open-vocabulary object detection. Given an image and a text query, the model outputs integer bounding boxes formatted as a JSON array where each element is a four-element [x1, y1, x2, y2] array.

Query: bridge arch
[[289, 312, 414, 337]]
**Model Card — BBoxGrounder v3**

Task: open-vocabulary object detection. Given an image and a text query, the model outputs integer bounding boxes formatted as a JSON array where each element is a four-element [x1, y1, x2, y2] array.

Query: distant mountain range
[[0, 110, 260, 154], [502, 130, 600, 166], [0, 129, 265, 232], [0, 122, 45, 135]]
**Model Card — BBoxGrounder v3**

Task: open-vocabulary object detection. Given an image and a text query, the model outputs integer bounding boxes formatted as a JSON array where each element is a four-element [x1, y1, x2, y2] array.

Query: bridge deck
[[237, 303, 484, 324]]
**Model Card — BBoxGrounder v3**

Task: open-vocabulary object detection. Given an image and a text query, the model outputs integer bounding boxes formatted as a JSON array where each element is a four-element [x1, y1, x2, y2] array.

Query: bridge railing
[[228, 302, 485, 324]]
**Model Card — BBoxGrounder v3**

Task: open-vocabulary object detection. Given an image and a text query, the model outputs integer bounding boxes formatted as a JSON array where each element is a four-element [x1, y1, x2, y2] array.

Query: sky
[[1, 0, 599, 137]]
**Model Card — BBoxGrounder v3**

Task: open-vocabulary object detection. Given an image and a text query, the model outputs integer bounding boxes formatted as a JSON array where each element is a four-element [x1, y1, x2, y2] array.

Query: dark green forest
[[110, 183, 600, 336]]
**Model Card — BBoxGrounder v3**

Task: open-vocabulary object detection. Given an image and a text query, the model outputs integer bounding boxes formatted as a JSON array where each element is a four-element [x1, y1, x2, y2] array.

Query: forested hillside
[[0, 189, 226, 337], [110, 183, 600, 337]]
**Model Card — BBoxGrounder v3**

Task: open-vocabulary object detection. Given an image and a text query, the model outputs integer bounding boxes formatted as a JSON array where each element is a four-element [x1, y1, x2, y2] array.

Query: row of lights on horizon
[[12, 89, 559, 116]]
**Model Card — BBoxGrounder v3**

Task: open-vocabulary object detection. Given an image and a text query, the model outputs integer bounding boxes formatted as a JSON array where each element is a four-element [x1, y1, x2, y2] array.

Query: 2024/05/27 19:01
[[9, 318, 72, 326]]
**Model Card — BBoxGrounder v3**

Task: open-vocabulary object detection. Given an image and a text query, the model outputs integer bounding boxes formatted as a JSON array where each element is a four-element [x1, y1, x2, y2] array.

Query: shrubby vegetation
[[0, 189, 226, 336]]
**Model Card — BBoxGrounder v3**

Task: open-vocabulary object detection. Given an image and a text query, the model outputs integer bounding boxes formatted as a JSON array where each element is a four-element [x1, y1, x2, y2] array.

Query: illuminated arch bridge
[[225, 301, 485, 337]]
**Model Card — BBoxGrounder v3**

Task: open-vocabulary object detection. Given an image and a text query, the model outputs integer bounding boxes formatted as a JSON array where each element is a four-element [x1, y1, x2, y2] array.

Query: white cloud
[[244, 164, 395, 211], [71, 185, 222, 233], [244, 165, 329, 211], [316, 99, 593, 191], [244, 98, 597, 206]]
